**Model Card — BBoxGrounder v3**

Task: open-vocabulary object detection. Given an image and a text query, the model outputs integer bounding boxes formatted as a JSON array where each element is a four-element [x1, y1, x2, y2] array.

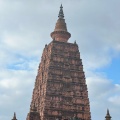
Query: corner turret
[[12, 112, 17, 120], [105, 109, 112, 120]]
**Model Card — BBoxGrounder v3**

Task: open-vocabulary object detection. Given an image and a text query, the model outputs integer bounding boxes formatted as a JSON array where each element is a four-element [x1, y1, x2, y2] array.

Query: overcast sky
[[0, 0, 120, 120]]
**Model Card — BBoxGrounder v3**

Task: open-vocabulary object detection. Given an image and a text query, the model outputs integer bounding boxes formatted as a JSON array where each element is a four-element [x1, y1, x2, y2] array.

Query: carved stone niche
[[52, 111, 59, 115], [63, 77, 72, 83], [63, 71, 71, 78], [76, 99, 82, 104]]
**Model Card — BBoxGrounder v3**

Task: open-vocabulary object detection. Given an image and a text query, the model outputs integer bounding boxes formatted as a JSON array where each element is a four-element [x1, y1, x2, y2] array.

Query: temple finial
[[58, 4, 64, 19], [61, 4, 63, 8], [105, 109, 111, 120], [12, 112, 17, 120], [51, 4, 71, 42], [107, 109, 110, 115]]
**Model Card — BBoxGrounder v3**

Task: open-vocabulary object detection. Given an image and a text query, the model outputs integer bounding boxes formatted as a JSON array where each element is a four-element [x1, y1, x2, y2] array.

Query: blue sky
[[96, 56, 120, 83], [0, 0, 120, 120]]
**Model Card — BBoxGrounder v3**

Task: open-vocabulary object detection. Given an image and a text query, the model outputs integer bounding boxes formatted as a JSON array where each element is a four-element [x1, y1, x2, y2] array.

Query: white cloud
[[86, 73, 120, 120], [0, 68, 36, 120], [108, 96, 120, 105], [0, 0, 120, 120], [0, 79, 19, 89]]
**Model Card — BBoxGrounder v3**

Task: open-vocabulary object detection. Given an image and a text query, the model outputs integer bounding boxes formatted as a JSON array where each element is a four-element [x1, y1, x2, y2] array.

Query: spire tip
[[60, 4, 63, 8], [12, 112, 17, 120], [58, 4, 64, 19]]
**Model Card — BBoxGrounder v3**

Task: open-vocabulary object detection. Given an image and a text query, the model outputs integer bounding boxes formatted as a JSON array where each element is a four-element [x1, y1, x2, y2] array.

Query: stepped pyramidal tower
[[26, 5, 91, 120]]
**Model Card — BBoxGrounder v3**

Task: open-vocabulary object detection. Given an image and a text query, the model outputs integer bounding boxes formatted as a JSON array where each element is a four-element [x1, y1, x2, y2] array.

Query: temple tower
[[105, 109, 111, 120], [27, 5, 91, 120]]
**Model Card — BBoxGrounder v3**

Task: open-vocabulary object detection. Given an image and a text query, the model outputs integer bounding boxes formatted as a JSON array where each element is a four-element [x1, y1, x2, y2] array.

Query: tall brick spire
[[51, 4, 71, 42], [58, 4, 64, 19], [27, 5, 91, 120]]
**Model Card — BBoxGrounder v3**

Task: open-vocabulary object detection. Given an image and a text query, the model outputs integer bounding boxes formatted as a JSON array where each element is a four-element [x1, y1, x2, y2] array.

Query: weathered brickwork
[[27, 40, 91, 120], [26, 103, 41, 120]]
